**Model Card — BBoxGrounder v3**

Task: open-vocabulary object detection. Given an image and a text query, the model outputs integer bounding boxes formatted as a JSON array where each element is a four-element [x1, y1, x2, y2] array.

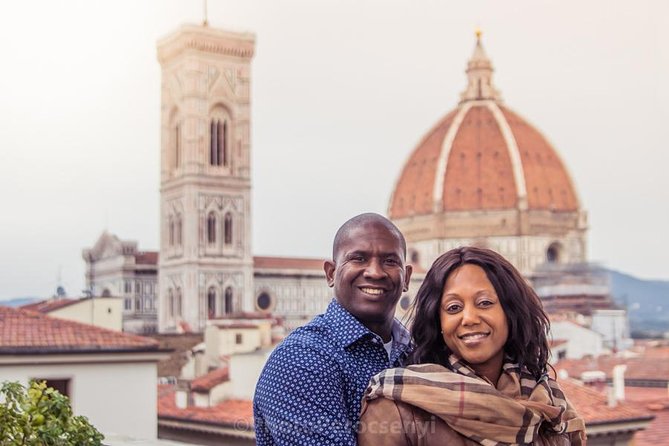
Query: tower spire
[[203, 0, 209, 26], [459, 29, 501, 103]]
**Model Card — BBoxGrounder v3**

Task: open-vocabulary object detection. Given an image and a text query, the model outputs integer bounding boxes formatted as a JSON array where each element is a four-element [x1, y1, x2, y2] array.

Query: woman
[[358, 247, 586, 445]]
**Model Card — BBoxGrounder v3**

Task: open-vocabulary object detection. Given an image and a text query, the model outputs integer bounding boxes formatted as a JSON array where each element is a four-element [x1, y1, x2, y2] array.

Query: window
[[175, 124, 181, 167], [124, 281, 131, 294], [256, 292, 272, 311], [220, 121, 228, 167], [207, 287, 217, 319], [135, 297, 141, 311], [175, 288, 182, 317], [175, 214, 182, 246], [210, 120, 218, 165], [168, 289, 174, 317], [224, 212, 233, 245], [124, 298, 132, 310], [235, 333, 243, 345], [547, 242, 562, 263], [207, 212, 217, 244], [168, 216, 174, 246], [101, 289, 111, 297], [135, 282, 141, 294], [32, 378, 70, 398], [224, 287, 233, 314], [210, 119, 229, 167]]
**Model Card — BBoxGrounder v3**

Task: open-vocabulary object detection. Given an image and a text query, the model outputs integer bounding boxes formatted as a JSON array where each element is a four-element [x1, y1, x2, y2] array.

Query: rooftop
[[157, 384, 253, 429], [0, 306, 159, 353]]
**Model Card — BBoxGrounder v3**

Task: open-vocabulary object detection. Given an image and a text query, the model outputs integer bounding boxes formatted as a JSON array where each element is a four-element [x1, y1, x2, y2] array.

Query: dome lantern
[[460, 30, 502, 103]]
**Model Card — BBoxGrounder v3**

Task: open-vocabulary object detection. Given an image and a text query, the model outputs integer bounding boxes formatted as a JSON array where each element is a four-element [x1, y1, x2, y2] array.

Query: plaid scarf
[[363, 355, 586, 445]]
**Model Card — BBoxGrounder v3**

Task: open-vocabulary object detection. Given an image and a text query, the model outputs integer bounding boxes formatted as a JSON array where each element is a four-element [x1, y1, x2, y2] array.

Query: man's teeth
[[361, 288, 384, 295]]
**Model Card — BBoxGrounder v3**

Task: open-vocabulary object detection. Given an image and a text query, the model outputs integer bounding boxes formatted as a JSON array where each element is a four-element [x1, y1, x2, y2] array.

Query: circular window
[[256, 292, 272, 311], [399, 295, 411, 311]]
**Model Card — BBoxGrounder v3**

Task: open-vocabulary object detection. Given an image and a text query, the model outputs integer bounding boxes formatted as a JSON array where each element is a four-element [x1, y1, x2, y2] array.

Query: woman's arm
[[358, 398, 414, 446]]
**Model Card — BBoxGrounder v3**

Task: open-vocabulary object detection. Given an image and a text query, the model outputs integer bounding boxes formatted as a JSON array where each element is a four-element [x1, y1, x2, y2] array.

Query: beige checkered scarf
[[363, 356, 586, 445]]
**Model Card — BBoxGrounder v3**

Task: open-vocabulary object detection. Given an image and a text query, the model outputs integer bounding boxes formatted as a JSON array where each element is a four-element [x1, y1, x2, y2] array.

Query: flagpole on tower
[[203, 0, 209, 26]]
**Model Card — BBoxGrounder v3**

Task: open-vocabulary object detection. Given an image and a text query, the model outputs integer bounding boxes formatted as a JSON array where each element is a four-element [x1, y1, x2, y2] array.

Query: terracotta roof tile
[[191, 367, 230, 392], [157, 384, 253, 429], [554, 352, 669, 383], [253, 256, 325, 271], [135, 251, 158, 265], [0, 306, 159, 353], [501, 106, 579, 211], [389, 110, 457, 218], [560, 379, 652, 425], [20, 298, 78, 313], [624, 387, 669, 446], [443, 105, 518, 211]]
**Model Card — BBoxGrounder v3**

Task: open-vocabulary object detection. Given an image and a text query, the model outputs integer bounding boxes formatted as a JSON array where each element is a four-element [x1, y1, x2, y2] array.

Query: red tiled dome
[[389, 37, 579, 220]]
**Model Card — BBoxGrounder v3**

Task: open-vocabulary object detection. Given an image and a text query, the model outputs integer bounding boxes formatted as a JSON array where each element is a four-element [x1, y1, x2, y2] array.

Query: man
[[253, 213, 413, 445]]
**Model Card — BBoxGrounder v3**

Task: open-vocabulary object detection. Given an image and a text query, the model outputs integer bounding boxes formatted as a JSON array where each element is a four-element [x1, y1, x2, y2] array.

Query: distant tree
[[0, 380, 103, 445]]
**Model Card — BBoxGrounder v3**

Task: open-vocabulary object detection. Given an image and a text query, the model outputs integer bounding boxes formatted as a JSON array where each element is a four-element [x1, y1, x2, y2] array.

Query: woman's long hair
[[408, 246, 551, 380]]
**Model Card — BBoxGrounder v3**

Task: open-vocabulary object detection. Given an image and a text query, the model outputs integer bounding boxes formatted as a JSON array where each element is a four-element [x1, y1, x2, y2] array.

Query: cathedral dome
[[389, 34, 579, 220], [388, 33, 587, 275]]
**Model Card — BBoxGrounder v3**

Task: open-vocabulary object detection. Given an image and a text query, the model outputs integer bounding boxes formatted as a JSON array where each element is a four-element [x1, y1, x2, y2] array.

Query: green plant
[[0, 380, 104, 445]]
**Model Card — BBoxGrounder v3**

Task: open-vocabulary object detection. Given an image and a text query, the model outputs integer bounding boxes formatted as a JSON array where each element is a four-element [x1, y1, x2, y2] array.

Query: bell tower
[[157, 24, 255, 332]]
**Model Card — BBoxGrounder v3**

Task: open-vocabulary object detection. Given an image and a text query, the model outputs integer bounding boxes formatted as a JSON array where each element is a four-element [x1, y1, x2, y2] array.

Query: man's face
[[324, 222, 412, 327]]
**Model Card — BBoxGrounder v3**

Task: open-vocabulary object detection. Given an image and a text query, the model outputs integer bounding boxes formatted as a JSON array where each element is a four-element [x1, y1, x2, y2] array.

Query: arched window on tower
[[175, 288, 182, 317], [207, 212, 217, 244], [168, 216, 174, 247], [175, 214, 182, 246], [224, 212, 233, 245], [175, 124, 181, 167], [207, 287, 217, 319], [210, 120, 218, 166], [168, 289, 174, 318], [219, 121, 228, 167], [224, 287, 233, 314]]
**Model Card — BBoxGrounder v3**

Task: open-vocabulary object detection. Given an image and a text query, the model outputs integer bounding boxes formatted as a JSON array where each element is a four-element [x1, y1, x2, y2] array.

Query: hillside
[[608, 269, 669, 335]]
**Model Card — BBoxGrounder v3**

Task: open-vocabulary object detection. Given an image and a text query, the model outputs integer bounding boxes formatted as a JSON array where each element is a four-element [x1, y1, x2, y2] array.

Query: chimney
[[612, 364, 627, 402], [175, 379, 191, 409], [175, 389, 188, 409]]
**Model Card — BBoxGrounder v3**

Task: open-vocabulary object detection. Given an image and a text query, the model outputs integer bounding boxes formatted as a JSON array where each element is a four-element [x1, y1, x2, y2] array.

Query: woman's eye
[[445, 304, 461, 314], [479, 300, 494, 308]]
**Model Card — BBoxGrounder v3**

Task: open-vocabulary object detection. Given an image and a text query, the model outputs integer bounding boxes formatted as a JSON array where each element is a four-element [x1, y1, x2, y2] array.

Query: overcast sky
[[1, 0, 667, 299]]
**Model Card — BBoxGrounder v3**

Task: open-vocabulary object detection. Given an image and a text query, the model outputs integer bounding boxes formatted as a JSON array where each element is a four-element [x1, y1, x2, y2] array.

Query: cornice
[[157, 26, 255, 64]]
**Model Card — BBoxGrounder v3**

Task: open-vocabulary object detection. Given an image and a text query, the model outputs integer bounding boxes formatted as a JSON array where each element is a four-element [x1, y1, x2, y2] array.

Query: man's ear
[[403, 264, 413, 292], [324, 260, 336, 287]]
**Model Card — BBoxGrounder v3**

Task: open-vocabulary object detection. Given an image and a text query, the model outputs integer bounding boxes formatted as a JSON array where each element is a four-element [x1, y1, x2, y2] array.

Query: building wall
[[394, 207, 587, 276], [0, 360, 158, 439], [229, 350, 272, 400], [550, 321, 603, 359], [50, 297, 123, 331], [82, 233, 158, 334], [591, 309, 633, 351]]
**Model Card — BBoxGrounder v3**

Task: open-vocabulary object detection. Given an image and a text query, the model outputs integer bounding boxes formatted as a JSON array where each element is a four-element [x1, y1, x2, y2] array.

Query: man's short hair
[[332, 213, 407, 260]]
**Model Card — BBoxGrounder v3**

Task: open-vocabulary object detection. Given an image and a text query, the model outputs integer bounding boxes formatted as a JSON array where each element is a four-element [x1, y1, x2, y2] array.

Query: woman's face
[[439, 263, 509, 380]]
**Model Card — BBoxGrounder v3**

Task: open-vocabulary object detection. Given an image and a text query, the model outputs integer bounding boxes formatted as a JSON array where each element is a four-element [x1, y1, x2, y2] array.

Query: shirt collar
[[323, 299, 411, 352]]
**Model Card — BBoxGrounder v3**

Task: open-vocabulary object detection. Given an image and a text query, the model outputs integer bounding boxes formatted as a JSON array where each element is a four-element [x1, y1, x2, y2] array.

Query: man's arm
[[254, 342, 356, 445]]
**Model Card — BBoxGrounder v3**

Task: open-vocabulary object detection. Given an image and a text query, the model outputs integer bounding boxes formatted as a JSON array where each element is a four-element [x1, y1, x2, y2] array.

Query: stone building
[[388, 32, 588, 276], [82, 231, 158, 333]]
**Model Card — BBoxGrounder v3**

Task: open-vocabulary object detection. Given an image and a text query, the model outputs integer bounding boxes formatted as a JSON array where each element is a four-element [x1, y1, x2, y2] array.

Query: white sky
[[1, 0, 668, 299]]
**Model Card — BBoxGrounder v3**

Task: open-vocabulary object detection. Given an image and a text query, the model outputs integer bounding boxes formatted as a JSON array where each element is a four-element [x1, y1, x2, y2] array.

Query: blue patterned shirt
[[253, 299, 411, 445]]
